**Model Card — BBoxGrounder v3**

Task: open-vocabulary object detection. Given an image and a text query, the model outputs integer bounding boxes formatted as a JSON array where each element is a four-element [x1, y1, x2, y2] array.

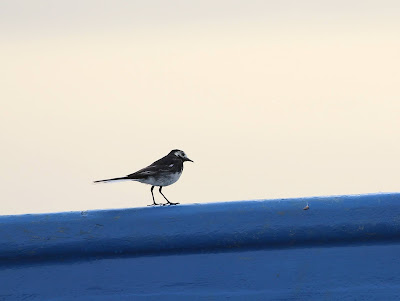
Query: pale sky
[[1, 1, 399, 215]]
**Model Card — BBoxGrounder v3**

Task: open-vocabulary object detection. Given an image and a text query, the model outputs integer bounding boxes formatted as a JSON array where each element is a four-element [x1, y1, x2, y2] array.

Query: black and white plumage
[[94, 149, 193, 206]]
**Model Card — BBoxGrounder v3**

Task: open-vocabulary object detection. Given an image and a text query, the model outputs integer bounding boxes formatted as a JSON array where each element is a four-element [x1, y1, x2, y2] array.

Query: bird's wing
[[126, 161, 178, 179]]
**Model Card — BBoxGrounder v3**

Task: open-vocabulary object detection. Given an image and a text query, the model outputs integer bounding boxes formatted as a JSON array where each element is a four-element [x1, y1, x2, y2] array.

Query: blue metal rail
[[1, 193, 400, 300]]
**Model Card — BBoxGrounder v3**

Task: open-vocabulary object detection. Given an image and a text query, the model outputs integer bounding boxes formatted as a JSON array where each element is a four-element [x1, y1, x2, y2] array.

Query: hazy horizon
[[1, 1, 399, 215]]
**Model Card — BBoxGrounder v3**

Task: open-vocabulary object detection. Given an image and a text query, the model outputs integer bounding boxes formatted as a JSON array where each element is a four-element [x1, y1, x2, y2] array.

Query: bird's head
[[170, 149, 193, 162]]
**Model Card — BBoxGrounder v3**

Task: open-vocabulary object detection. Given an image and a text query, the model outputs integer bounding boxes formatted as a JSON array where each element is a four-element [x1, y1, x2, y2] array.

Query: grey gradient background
[[1, 1, 399, 214]]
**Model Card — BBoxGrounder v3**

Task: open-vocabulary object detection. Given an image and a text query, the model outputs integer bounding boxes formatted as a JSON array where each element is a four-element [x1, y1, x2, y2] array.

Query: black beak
[[184, 157, 194, 162]]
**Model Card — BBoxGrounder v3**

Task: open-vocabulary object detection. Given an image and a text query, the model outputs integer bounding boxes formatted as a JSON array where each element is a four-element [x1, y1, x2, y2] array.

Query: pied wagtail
[[94, 149, 193, 206]]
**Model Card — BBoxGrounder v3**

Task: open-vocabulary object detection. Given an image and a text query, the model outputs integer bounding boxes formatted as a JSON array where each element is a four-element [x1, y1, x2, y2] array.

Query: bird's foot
[[163, 202, 179, 206], [147, 203, 162, 207]]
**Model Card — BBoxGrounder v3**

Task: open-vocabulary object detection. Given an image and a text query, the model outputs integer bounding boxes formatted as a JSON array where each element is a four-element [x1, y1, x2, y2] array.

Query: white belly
[[135, 172, 182, 186]]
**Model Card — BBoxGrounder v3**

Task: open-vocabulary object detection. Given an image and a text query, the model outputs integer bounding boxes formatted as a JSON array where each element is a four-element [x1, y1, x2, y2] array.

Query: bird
[[94, 149, 193, 206]]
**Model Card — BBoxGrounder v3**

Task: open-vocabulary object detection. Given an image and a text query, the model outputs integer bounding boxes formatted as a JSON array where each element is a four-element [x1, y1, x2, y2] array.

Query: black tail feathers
[[93, 177, 128, 183]]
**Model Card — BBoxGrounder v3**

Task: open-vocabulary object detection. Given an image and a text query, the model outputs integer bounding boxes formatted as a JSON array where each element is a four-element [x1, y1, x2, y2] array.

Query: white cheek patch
[[174, 151, 184, 158]]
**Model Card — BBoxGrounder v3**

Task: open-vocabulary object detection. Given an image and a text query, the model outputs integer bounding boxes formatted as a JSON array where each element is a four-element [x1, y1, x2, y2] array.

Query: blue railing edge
[[1, 192, 400, 263]]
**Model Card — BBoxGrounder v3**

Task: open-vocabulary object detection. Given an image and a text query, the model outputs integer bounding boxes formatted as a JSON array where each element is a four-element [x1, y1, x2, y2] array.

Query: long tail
[[93, 177, 129, 183]]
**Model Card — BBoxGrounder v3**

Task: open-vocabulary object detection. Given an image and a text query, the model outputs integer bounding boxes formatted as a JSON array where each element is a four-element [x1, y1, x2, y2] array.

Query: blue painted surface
[[1, 193, 400, 300]]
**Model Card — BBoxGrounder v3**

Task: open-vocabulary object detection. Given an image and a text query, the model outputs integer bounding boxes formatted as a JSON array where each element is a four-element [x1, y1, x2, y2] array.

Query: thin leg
[[147, 186, 160, 206], [159, 186, 179, 206]]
